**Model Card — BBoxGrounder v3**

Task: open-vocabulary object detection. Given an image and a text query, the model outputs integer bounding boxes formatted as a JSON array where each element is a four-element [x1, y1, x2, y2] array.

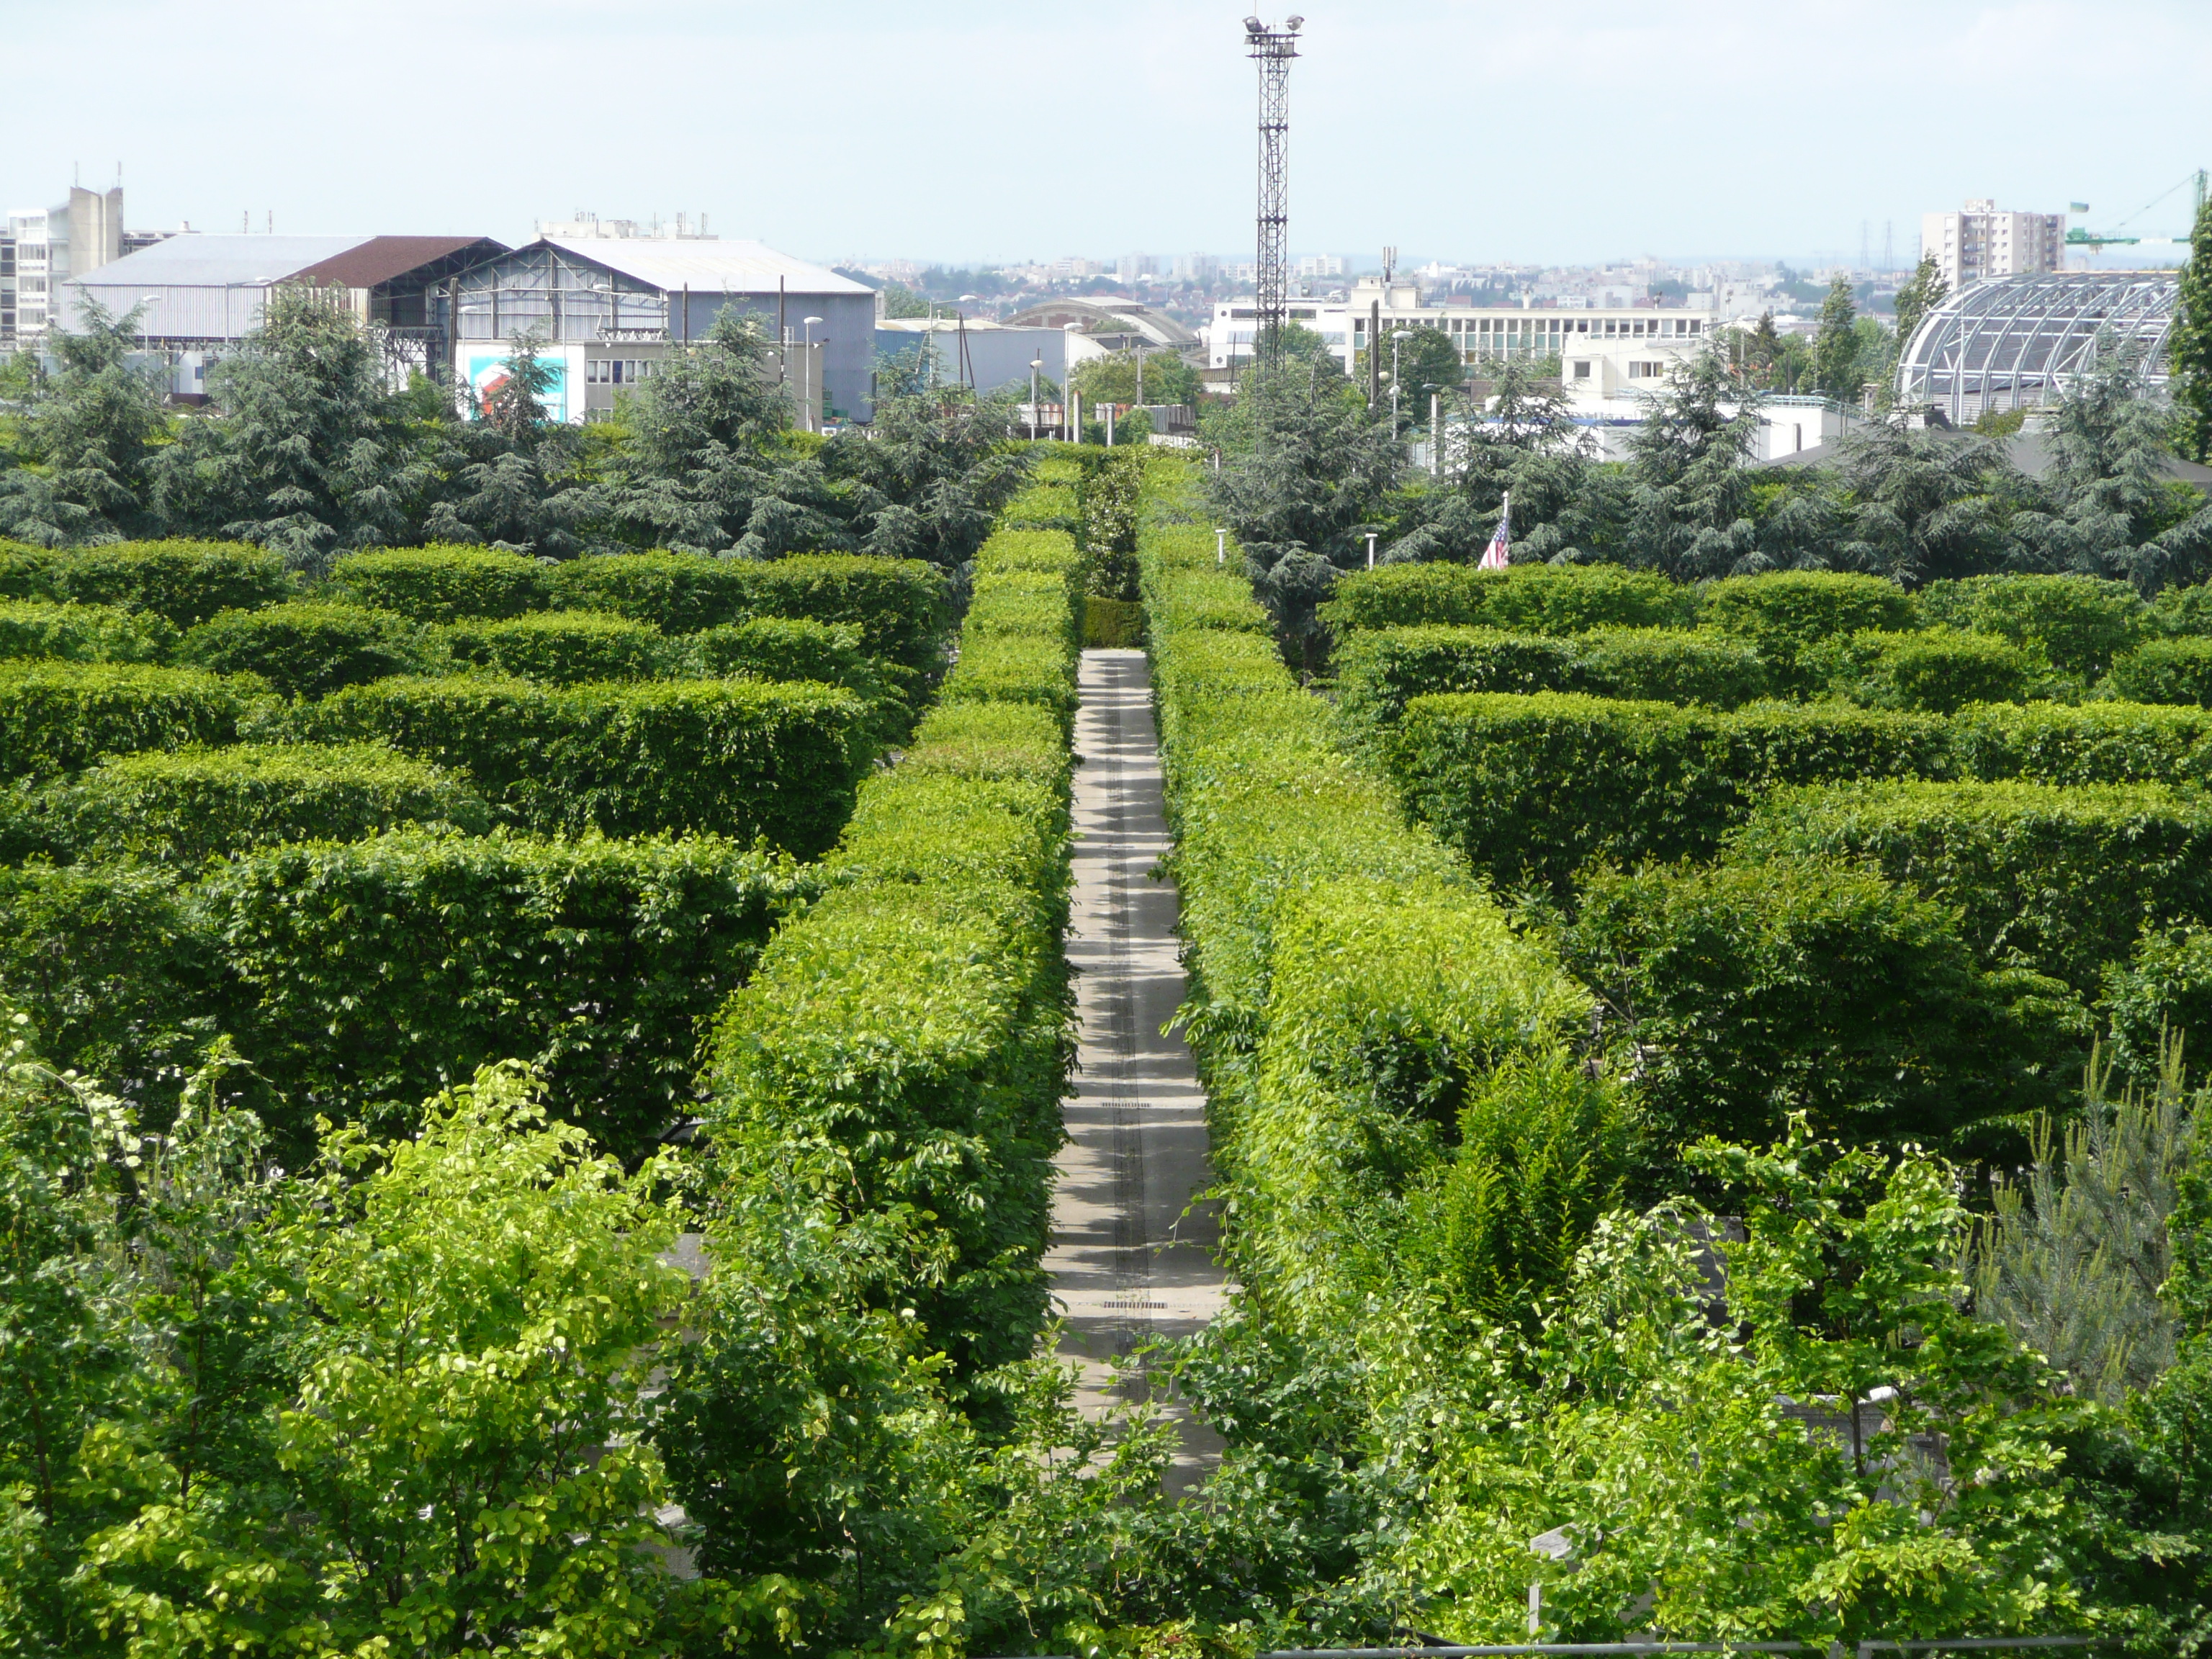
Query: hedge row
[[701, 526, 1085, 1367], [0, 539, 293, 626], [0, 742, 485, 867], [1323, 565, 2178, 685], [0, 660, 262, 780], [0, 832, 814, 1159], [329, 547, 953, 673], [0, 598, 177, 664], [1385, 691, 1955, 894], [1334, 625, 1770, 726], [286, 674, 873, 853], [1139, 484, 1596, 1334]]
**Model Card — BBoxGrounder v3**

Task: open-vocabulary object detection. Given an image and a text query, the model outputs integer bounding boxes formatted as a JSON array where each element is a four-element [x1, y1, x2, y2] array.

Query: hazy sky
[[9, 0, 2209, 269]]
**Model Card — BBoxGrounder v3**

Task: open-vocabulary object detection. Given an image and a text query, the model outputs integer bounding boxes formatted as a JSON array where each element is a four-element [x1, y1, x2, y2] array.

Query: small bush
[[1321, 561, 1694, 638], [331, 544, 549, 623], [2150, 583, 2212, 637], [1951, 698, 2212, 788], [4, 742, 486, 866], [0, 661, 256, 781], [1563, 855, 2086, 1149], [289, 675, 873, 853], [1732, 779, 2212, 993], [2105, 637, 2212, 706], [0, 540, 294, 629], [179, 602, 439, 698], [1808, 626, 2043, 714], [1917, 572, 2150, 679], [443, 610, 669, 685], [1385, 691, 1952, 894], [0, 598, 177, 664], [1698, 570, 1914, 683], [2100, 925, 2212, 1086]]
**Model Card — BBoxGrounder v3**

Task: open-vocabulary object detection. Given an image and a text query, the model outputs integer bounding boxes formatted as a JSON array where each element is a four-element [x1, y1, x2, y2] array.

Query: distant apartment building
[[3, 186, 134, 347], [1296, 254, 1345, 279], [1922, 199, 2063, 292], [1171, 253, 1219, 282]]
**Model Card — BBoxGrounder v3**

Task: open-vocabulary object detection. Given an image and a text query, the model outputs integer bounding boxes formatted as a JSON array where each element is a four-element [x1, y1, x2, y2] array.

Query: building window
[[1573, 360, 1591, 379]]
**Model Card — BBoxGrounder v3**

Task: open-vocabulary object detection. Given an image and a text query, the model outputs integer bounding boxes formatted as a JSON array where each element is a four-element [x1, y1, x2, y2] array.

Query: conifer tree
[[2172, 189, 2212, 463], [1814, 275, 1865, 406]]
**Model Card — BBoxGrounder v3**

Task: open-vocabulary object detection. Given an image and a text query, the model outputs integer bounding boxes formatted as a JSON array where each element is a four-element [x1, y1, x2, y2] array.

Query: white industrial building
[[2, 185, 171, 348], [1921, 199, 2064, 292]]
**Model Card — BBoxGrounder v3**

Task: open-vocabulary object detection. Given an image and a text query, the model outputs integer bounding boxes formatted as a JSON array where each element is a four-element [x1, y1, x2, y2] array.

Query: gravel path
[[1044, 647, 1227, 1494]]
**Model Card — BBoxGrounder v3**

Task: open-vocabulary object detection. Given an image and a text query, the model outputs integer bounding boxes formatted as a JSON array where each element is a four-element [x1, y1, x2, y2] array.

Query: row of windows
[[1355, 314, 1702, 341], [584, 358, 657, 385]]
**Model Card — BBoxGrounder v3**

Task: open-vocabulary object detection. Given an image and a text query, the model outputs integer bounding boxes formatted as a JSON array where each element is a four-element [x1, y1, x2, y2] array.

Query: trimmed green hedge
[[702, 531, 1083, 1368], [2105, 637, 2212, 706], [1141, 463, 1594, 1339], [1561, 856, 2085, 1150], [1950, 699, 2212, 788], [1334, 625, 1769, 729], [287, 675, 873, 853], [681, 617, 914, 745], [1730, 779, 2212, 993], [179, 602, 440, 698], [330, 544, 549, 623], [1385, 691, 1953, 894], [0, 742, 485, 866], [1320, 560, 1694, 638], [0, 661, 259, 781], [0, 598, 178, 665], [547, 552, 950, 671], [0, 539, 294, 628], [1807, 626, 2043, 714], [442, 610, 667, 684], [202, 830, 814, 1159], [1917, 572, 2149, 680], [2152, 583, 2212, 637], [938, 537, 1084, 739], [1698, 571, 1914, 684]]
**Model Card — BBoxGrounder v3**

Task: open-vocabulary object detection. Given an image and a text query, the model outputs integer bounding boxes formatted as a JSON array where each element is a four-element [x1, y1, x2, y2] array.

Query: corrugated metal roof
[[291, 235, 506, 289], [539, 237, 873, 297], [70, 233, 374, 289]]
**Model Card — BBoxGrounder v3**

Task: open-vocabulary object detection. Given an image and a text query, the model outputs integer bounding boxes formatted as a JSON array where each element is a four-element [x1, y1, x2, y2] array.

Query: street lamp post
[[801, 316, 823, 432], [1365, 531, 1378, 568], [1390, 329, 1411, 436], [1215, 527, 1227, 566], [1030, 356, 1043, 441], [1429, 387, 1442, 475]]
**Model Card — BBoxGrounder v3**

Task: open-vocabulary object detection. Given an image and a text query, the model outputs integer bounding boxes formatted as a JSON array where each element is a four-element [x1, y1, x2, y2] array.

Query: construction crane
[[2066, 168, 2207, 253]]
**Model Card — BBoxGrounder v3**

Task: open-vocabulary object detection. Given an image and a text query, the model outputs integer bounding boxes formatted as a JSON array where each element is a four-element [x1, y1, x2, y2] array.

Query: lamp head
[[1244, 15, 1263, 31], [802, 315, 823, 325], [1286, 14, 1303, 28]]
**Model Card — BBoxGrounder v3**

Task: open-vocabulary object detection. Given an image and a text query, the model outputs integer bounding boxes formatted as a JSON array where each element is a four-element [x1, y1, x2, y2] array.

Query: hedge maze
[[0, 535, 953, 1156]]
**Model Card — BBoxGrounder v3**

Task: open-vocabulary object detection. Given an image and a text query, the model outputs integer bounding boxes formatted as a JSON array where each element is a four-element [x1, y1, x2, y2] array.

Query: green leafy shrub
[[0, 539, 293, 628], [1336, 625, 1769, 729], [1320, 561, 1694, 638], [288, 675, 873, 853], [1951, 698, 2212, 787], [2, 742, 486, 866], [0, 598, 177, 664], [330, 544, 549, 623], [1145, 570, 1272, 636], [1562, 855, 2087, 1150], [2100, 925, 2212, 1085], [701, 531, 1082, 1368], [2150, 582, 2212, 637], [1000, 481, 1080, 532], [0, 661, 257, 781], [442, 609, 668, 684], [1917, 572, 2150, 679], [1385, 691, 1952, 894], [2106, 637, 2212, 706], [0, 860, 210, 1116], [200, 830, 817, 1159], [1083, 595, 1143, 647], [1732, 779, 2212, 993], [681, 616, 914, 745], [550, 551, 950, 672], [938, 538, 1084, 738], [1807, 626, 2043, 714], [1698, 570, 1914, 685], [1402, 1053, 1632, 1324], [178, 602, 440, 698]]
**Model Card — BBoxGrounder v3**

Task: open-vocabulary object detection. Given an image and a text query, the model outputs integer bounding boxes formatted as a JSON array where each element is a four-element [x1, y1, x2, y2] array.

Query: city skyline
[[6, 0, 2208, 269]]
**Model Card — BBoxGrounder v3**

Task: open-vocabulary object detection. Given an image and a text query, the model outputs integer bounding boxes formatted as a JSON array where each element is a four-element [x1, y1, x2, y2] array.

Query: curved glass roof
[[1896, 270, 2178, 422]]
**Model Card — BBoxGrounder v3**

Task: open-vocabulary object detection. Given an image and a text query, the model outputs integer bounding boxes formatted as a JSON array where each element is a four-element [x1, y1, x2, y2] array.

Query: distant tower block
[[1244, 16, 1303, 364]]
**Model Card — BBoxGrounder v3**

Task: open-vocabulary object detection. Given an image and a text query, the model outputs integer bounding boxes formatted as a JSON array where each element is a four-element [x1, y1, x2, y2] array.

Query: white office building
[[1921, 199, 2064, 292]]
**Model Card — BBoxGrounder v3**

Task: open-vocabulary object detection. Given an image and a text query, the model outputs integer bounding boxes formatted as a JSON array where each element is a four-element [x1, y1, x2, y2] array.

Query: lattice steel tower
[[1244, 15, 1302, 364]]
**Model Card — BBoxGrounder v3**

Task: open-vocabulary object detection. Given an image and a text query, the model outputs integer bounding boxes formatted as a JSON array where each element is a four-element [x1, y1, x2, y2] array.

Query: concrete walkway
[[1045, 647, 1226, 1492]]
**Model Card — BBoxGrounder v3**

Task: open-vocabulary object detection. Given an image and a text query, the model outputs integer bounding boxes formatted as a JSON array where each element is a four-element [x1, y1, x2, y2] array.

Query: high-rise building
[[1921, 199, 2064, 292], [1295, 254, 1344, 279], [4, 186, 132, 347]]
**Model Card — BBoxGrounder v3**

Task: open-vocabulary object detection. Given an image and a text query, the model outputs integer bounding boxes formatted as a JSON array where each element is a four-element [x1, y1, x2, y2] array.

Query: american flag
[[1480, 492, 1511, 570]]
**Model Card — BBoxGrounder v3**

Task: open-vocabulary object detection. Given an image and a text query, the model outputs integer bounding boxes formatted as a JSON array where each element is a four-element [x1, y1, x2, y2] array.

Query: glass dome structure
[[1896, 270, 2179, 423]]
